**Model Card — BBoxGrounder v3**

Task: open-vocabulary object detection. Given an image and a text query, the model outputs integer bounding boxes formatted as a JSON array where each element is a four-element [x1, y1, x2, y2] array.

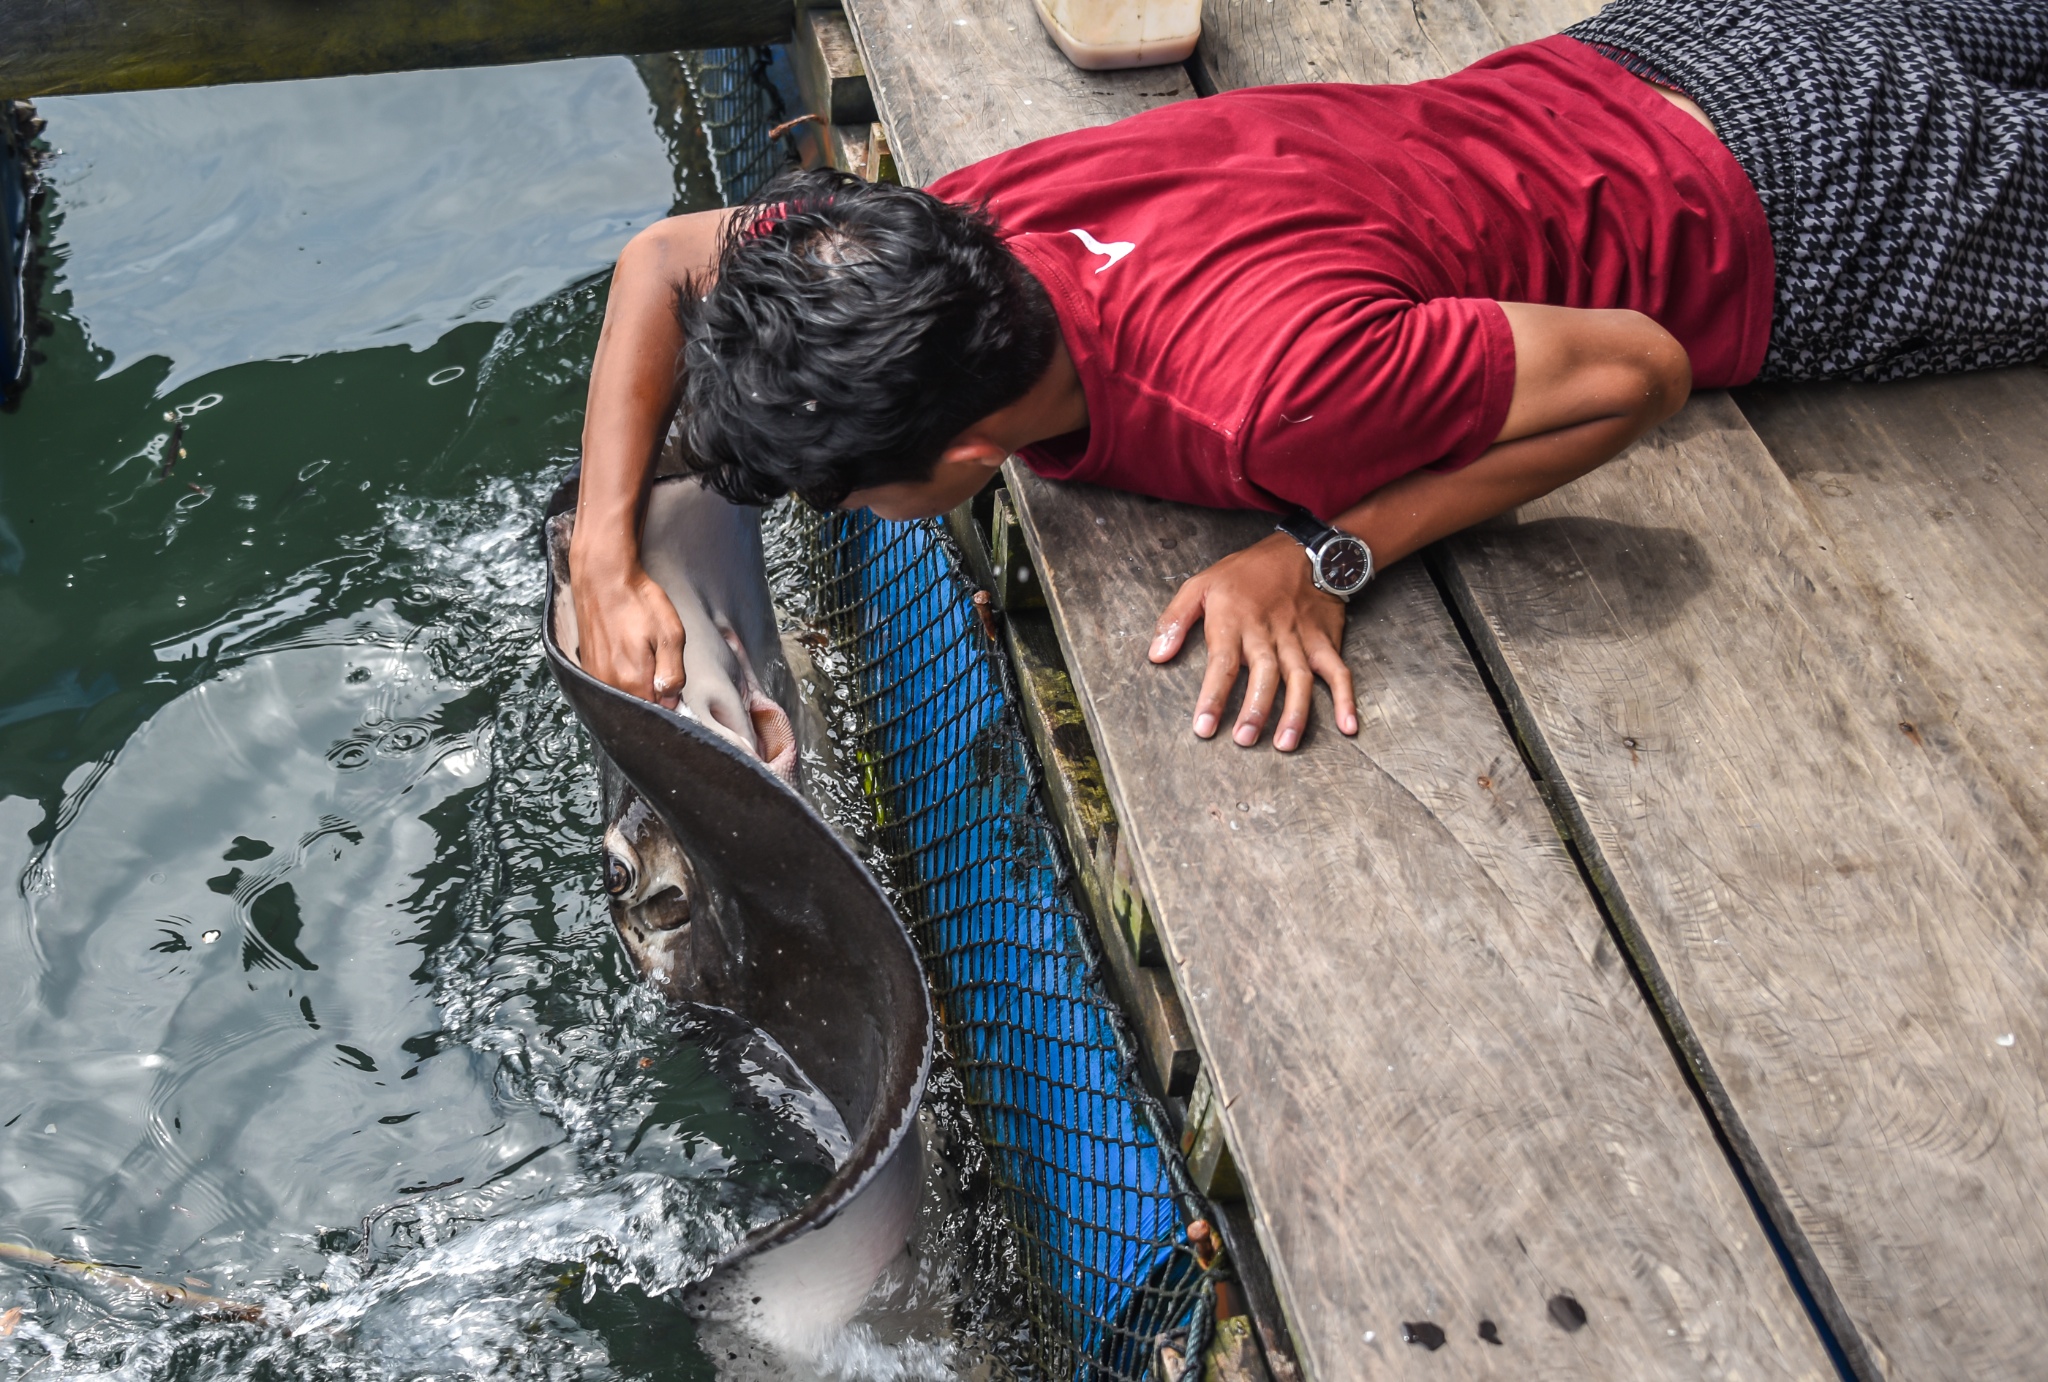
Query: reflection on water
[[42, 59, 676, 390], [0, 58, 974, 1382]]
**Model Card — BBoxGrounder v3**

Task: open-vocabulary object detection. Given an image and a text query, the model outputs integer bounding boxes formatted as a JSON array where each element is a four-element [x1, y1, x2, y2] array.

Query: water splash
[[17, 1174, 761, 1382]]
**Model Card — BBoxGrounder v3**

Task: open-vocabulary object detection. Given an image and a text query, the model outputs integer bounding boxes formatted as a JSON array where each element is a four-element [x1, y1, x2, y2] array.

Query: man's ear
[[937, 434, 1011, 473]]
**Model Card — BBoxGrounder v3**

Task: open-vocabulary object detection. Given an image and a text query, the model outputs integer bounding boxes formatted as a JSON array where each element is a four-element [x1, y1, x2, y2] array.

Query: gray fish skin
[[543, 473, 931, 1356], [554, 466, 798, 775]]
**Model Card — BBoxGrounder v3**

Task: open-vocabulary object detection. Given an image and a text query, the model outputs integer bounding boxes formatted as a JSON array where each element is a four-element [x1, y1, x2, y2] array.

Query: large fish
[[541, 473, 931, 1352]]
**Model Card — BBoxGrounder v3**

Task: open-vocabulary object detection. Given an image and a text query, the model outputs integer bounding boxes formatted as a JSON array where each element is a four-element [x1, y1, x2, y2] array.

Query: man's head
[[677, 169, 1058, 513]]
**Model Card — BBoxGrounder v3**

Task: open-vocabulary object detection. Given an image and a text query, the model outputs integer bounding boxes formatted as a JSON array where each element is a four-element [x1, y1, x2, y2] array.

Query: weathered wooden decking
[[819, 2, 2048, 1378]]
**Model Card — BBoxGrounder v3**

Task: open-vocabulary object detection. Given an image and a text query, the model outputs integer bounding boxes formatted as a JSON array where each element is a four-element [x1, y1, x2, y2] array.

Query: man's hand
[[1140, 302, 1692, 754], [570, 558, 686, 710], [1148, 532, 1360, 752]]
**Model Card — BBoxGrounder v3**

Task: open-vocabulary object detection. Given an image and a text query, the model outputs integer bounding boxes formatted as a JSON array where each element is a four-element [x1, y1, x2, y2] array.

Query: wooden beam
[[989, 488, 1045, 611], [1181, 1066, 1244, 1201], [1003, 604, 1201, 1099], [791, 5, 880, 177], [862, 121, 899, 184], [825, 121, 870, 177], [0, 0, 792, 99], [1214, 1198, 1305, 1382]]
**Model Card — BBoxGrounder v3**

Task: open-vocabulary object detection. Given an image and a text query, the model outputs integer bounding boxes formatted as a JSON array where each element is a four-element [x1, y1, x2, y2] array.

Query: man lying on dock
[[573, 0, 2047, 752]]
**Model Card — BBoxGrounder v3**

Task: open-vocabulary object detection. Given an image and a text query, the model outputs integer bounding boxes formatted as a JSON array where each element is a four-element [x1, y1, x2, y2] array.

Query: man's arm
[[1148, 302, 1692, 751], [571, 208, 736, 708]]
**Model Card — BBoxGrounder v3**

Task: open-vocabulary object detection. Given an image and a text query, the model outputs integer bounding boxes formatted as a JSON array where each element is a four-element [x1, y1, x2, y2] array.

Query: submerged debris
[[0, 1240, 263, 1321]]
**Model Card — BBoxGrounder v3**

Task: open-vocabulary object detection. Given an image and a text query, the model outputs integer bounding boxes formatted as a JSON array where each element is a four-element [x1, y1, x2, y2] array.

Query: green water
[[0, 56, 936, 1380]]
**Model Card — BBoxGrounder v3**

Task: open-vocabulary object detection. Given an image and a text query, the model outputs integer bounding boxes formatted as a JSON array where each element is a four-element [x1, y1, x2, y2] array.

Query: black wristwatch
[[1276, 508, 1374, 601]]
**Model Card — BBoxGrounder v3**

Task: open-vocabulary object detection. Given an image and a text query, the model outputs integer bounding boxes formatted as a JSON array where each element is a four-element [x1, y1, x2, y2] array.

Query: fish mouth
[[538, 472, 933, 1279]]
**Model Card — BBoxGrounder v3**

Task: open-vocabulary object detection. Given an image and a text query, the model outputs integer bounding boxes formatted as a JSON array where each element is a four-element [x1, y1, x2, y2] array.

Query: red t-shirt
[[927, 35, 1774, 519]]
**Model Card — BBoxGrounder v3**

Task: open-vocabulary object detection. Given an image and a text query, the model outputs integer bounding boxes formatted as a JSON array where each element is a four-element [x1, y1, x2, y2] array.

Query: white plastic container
[[1030, 0, 1203, 71]]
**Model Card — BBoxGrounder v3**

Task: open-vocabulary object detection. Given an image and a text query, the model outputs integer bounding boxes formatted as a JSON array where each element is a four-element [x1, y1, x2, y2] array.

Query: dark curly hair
[[675, 168, 1058, 511]]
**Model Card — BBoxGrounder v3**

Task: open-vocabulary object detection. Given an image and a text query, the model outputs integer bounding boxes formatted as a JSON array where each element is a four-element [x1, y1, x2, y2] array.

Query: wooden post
[[792, 5, 895, 180], [0, 0, 794, 99], [990, 488, 1045, 611], [862, 121, 898, 184], [793, 6, 874, 127], [1181, 1068, 1243, 1201]]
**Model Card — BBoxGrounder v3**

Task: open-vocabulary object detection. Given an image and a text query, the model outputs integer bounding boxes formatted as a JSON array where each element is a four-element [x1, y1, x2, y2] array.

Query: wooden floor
[[832, 2, 2048, 1378]]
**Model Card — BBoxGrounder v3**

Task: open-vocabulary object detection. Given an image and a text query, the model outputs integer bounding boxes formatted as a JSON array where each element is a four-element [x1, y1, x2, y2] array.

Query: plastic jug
[[1031, 0, 1202, 70]]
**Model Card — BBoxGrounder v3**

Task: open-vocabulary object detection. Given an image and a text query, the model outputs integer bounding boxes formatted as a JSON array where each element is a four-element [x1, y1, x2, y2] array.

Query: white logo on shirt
[[1068, 227, 1135, 273]]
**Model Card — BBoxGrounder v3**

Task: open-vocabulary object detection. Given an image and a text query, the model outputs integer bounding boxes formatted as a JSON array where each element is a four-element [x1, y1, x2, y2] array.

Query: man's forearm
[[573, 212, 731, 577], [1332, 407, 1666, 567]]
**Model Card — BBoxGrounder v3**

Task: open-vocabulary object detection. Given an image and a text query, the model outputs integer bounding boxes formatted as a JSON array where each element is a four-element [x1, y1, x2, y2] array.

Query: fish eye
[[602, 849, 638, 898]]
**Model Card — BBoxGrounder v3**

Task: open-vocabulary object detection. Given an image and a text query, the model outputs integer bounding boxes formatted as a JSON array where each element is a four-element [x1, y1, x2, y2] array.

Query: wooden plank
[[1196, 2, 2048, 1375], [1154, 5, 1830, 1377], [1003, 468, 1831, 1379], [840, 0, 1196, 186], [1440, 385, 2048, 1380], [1735, 370, 2048, 850], [1195, 0, 1596, 92], [1199, 0, 2048, 1367], [1719, 373, 2048, 1374], [850, 1, 1827, 1375]]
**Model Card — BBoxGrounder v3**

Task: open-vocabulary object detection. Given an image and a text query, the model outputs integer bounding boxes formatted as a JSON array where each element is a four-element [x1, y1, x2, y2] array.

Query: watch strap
[[1276, 507, 1334, 550]]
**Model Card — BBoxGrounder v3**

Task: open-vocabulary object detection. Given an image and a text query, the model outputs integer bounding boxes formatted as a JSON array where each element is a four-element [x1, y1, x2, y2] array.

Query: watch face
[[1319, 536, 1371, 592]]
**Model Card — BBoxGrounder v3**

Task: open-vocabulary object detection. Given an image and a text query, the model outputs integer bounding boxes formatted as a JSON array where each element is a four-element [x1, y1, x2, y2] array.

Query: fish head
[[600, 789, 701, 998]]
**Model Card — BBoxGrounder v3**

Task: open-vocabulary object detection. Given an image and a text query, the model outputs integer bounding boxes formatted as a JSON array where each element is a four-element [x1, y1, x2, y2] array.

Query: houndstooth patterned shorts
[[1567, 0, 2048, 382]]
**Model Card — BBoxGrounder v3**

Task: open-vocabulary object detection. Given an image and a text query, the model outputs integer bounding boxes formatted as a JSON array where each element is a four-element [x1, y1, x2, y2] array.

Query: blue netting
[[804, 510, 1208, 1380]]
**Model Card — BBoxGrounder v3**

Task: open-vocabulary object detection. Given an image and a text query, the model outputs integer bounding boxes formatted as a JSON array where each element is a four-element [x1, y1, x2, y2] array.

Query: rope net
[[683, 47, 792, 207], [792, 508, 1212, 1381]]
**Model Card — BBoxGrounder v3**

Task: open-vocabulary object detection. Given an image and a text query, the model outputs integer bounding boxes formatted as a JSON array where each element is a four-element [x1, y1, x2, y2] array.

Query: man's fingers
[[1232, 637, 1280, 747], [650, 614, 686, 711], [1192, 627, 1241, 739], [1308, 639, 1359, 736], [1272, 646, 1315, 752], [1151, 577, 1209, 663]]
